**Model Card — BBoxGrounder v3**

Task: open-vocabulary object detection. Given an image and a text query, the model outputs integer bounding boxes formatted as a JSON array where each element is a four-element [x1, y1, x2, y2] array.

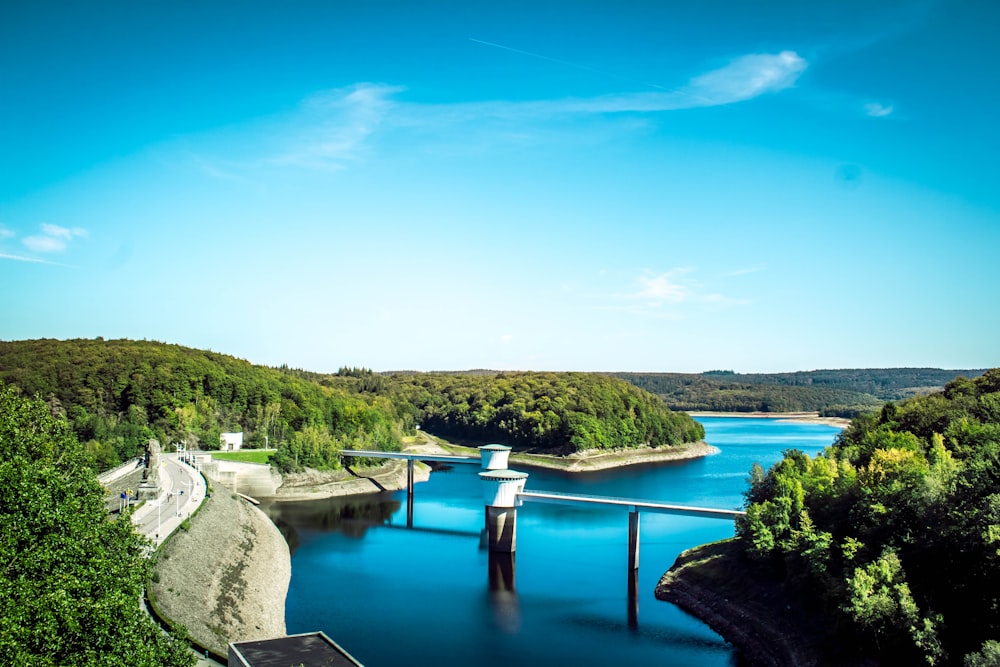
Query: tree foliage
[[615, 368, 985, 415], [0, 382, 194, 666], [0, 340, 701, 474], [360, 371, 704, 452], [0, 339, 404, 473], [737, 369, 1000, 665]]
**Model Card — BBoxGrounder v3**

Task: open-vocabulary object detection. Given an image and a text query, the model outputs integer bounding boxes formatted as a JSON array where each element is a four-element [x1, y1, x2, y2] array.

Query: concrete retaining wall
[[202, 460, 283, 498]]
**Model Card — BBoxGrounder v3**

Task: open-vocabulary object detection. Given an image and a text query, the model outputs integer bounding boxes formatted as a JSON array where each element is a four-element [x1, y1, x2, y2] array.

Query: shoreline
[[224, 411, 846, 503], [655, 539, 845, 666], [507, 441, 719, 472], [250, 439, 719, 502], [688, 410, 851, 428]]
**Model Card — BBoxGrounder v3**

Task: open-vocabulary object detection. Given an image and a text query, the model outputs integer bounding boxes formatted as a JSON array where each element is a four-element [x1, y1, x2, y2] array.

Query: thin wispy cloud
[[633, 269, 694, 305], [22, 223, 87, 254], [452, 50, 807, 117], [195, 51, 807, 174], [595, 268, 748, 319], [686, 51, 807, 105], [0, 252, 62, 265], [267, 83, 402, 169], [865, 102, 894, 117]]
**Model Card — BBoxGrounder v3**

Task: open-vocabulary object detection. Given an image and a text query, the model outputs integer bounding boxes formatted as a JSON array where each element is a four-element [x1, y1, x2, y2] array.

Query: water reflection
[[487, 552, 519, 633], [262, 494, 401, 554], [627, 567, 639, 631]]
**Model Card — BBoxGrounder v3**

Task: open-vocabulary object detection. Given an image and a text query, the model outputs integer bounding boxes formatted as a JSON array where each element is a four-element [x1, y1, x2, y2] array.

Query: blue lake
[[264, 417, 842, 667]]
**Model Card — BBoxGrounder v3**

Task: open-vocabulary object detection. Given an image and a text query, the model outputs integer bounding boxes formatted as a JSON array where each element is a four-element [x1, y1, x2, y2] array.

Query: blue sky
[[1, 0, 997, 373]]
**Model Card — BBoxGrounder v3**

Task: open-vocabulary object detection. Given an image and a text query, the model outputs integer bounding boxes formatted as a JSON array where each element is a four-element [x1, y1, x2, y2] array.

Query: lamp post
[[182, 480, 192, 517]]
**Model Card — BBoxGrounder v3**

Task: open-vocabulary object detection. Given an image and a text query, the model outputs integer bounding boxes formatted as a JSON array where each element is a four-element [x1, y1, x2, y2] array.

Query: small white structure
[[479, 469, 529, 552], [220, 432, 244, 452], [479, 444, 512, 471]]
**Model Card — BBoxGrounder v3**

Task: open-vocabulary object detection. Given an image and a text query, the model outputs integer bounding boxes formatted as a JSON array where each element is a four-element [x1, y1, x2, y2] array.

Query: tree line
[[736, 369, 1000, 664], [614, 368, 985, 417], [351, 370, 705, 453], [0, 340, 702, 474]]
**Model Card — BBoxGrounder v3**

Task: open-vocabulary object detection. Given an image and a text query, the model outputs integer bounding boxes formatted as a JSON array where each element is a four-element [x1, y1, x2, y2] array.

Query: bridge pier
[[627, 567, 639, 630], [406, 459, 415, 528], [628, 509, 640, 570], [479, 469, 529, 553]]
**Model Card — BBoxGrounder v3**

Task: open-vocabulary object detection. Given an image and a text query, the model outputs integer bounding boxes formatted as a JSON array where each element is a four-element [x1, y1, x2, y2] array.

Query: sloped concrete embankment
[[200, 460, 283, 498], [204, 458, 430, 501], [150, 487, 290, 657]]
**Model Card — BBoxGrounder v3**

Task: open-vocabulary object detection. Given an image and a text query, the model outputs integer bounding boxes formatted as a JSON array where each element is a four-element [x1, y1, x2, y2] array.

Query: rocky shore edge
[[507, 440, 719, 472], [654, 539, 837, 667]]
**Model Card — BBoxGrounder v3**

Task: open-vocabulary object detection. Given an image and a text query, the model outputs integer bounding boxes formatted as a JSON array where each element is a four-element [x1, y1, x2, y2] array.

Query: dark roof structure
[[228, 632, 364, 667]]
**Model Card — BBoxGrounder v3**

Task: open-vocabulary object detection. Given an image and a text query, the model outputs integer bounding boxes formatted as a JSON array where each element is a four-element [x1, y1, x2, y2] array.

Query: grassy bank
[[210, 450, 276, 464]]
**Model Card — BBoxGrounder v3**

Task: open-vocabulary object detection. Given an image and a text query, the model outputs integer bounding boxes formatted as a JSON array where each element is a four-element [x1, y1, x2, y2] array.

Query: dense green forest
[[615, 368, 985, 417], [0, 339, 401, 473], [0, 339, 701, 473], [0, 383, 194, 666], [342, 370, 705, 453], [736, 368, 1000, 664]]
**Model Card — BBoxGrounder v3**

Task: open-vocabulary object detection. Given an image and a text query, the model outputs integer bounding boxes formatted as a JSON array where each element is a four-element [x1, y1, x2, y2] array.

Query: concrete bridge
[[342, 445, 745, 578]]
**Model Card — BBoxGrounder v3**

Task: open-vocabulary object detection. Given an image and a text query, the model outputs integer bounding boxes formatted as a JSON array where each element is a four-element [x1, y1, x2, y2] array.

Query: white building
[[220, 432, 244, 451]]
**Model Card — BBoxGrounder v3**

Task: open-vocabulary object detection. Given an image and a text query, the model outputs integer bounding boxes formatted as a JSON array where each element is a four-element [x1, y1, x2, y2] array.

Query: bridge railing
[[516, 489, 745, 519]]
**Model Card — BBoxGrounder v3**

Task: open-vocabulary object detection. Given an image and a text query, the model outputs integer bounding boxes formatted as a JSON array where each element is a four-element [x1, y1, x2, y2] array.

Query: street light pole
[[183, 480, 192, 517]]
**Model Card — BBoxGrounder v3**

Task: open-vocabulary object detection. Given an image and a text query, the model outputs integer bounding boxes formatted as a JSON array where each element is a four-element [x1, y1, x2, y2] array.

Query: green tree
[[0, 383, 194, 666]]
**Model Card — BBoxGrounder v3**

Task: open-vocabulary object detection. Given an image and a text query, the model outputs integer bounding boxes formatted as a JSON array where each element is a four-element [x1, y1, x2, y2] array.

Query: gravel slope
[[150, 488, 290, 656]]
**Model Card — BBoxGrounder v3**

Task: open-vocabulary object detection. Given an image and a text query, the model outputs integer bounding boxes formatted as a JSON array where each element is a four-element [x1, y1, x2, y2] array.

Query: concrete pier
[[479, 469, 528, 553], [628, 509, 640, 570]]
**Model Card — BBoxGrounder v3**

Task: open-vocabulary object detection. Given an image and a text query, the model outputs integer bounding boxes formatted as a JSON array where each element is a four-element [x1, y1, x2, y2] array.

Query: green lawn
[[210, 450, 275, 464]]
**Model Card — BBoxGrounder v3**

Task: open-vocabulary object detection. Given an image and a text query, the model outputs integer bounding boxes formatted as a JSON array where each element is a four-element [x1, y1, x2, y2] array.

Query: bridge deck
[[341, 449, 479, 464], [517, 490, 745, 519]]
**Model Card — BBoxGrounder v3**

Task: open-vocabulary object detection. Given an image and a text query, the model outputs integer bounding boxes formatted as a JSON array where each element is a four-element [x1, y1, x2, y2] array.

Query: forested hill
[[0, 339, 701, 472], [0, 339, 400, 471], [330, 370, 705, 454], [736, 369, 1000, 664], [615, 368, 986, 416]]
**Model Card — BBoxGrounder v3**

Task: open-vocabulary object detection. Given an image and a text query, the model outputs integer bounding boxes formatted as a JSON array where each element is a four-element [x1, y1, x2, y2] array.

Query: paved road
[[131, 454, 206, 547], [130, 455, 223, 664]]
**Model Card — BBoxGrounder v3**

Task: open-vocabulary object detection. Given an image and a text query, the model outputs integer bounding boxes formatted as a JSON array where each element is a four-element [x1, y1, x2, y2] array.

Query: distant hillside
[[613, 368, 986, 416], [367, 370, 704, 453], [0, 339, 703, 472], [0, 338, 402, 472]]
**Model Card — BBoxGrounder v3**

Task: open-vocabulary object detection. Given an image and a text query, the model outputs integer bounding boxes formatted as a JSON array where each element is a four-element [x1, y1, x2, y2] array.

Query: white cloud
[[447, 51, 807, 118], [865, 102, 894, 117], [265, 83, 402, 170], [0, 252, 60, 265], [634, 269, 693, 304], [195, 51, 807, 175], [686, 51, 808, 105], [500, 334, 514, 343], [596, 268, 748, 318], [0, 226, 14, 241], [22, 223, 87, 254]]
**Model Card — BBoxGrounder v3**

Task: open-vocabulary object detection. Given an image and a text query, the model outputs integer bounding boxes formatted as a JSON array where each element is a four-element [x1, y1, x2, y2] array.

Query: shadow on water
[[487, 552, 520, 634], [261, 493, 401, 554]]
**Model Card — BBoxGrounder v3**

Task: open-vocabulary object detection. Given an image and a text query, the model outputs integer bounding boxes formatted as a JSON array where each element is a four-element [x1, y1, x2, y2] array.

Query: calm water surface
[[264, 417, 841, 667]]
